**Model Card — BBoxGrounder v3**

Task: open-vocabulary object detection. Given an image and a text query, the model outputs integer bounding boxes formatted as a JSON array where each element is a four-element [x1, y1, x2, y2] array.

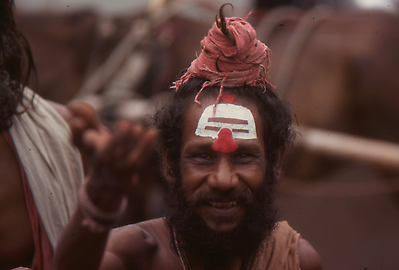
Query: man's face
[[179, 95, 267, 233]]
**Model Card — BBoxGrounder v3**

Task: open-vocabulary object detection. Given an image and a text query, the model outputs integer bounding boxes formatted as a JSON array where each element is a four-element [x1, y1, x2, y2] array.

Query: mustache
[[186, 188, 255, 207]]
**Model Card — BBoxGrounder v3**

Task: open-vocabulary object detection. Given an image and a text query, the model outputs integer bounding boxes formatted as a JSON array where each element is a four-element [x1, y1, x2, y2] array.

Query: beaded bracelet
[[78, 184, 128, 233]]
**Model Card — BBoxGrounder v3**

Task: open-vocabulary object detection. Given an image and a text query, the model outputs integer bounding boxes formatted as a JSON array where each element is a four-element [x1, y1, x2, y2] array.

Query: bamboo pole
[[295, 126, 399, 172]]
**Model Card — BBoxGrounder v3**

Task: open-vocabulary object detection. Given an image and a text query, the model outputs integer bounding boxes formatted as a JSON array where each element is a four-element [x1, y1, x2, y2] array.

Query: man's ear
[[273, 147, 286, 180], [162, 148, 177, 184]]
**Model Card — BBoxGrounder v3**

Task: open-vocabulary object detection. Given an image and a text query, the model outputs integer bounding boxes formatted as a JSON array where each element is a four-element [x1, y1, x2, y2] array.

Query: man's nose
[[207, 157, 239, 191]]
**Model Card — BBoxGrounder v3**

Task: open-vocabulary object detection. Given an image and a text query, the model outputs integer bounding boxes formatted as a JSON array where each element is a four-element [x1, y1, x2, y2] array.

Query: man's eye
[[196, 154, 212, 160], [189, 154, 214, 165], [233, 153, 251, 160]]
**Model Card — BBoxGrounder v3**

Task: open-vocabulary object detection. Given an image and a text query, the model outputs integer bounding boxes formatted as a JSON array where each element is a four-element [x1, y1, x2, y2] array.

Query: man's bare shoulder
[[108, 218, 166, 254], [106, 218, 171, 269], [298, 238, 322, 270]]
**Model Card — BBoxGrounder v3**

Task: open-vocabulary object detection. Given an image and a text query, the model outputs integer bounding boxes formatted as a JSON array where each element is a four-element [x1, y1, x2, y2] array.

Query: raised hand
[[86, 120, 158, 201], [66, 101, 158, 212]]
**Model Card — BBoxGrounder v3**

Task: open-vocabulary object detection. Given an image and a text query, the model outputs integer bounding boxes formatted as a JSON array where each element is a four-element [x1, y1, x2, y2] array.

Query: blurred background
[[13, 0, 399, 269]]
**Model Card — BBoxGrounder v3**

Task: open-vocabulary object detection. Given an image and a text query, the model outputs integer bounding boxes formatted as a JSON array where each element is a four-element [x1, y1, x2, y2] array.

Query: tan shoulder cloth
[[251, 221, 300, 270]]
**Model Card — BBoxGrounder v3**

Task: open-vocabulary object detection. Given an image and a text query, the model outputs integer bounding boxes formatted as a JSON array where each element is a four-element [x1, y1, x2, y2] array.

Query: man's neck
[[184, 248, 252, 270], [178, 239, 262, 270]]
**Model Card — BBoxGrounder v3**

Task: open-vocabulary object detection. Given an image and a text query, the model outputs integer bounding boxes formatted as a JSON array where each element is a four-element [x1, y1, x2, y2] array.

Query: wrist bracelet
[[78, 184, 128, 233]]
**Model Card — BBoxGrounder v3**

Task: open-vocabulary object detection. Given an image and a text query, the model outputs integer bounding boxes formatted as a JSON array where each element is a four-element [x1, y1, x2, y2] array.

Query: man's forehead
[[195, 103, 258, 140]]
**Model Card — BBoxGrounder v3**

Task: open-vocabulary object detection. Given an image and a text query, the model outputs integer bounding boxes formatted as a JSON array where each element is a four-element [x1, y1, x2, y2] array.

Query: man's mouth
[[208, 201, 237, 209]]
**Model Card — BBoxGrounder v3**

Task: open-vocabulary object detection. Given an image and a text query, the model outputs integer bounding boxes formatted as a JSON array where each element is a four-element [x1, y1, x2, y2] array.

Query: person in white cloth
[[0, 1, 102, 269]]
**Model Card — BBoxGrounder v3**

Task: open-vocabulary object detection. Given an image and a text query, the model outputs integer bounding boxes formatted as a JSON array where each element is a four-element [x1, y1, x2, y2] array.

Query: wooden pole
[[295, 126, 399, 172]]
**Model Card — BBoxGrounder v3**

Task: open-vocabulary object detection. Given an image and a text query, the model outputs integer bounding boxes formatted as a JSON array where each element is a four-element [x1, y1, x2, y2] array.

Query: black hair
[[0, 0, 36, 130], [154, 77, 295, 179]]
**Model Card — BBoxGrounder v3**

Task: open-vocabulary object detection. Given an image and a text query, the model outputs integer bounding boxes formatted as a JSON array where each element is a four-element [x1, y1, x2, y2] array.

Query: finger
[[67, 101, 100, 130], [81, 128, 111, 155], [69, 116, 86, 146], [67, 101, 103, 150], [96, 120, 142, 165], [125, 127, 158, 170]]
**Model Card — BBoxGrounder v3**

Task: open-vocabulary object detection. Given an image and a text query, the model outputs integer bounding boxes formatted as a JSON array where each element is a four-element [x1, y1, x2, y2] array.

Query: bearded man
[[53, 5, 322, 270]]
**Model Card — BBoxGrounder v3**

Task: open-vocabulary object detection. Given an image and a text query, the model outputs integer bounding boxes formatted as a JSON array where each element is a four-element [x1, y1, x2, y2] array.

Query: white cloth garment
[[9, 88, 84, 250]]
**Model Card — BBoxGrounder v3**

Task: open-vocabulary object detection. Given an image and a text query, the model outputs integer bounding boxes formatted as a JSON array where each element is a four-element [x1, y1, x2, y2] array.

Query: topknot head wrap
[[171, 6, 273, 105]]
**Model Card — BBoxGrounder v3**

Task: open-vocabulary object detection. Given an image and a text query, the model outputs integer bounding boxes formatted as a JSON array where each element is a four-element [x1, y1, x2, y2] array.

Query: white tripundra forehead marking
[[195, 104, 257, 139]]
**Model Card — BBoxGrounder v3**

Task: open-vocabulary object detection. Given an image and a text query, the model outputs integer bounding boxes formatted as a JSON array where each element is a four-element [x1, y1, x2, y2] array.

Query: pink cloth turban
[[171, 12, 272, 104]]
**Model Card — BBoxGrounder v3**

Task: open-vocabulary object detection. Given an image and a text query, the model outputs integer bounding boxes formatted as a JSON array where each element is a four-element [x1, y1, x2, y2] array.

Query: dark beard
[[164, 171, 279, 265]]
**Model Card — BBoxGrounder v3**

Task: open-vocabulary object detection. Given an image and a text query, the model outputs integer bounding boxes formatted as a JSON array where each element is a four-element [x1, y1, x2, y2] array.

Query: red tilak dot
[[220, 94, 235, 103], [212, 128, 238, 153]]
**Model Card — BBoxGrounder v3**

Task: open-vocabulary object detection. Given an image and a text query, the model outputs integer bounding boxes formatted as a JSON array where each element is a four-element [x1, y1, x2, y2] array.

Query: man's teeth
[[208, 201, 237, 208]]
